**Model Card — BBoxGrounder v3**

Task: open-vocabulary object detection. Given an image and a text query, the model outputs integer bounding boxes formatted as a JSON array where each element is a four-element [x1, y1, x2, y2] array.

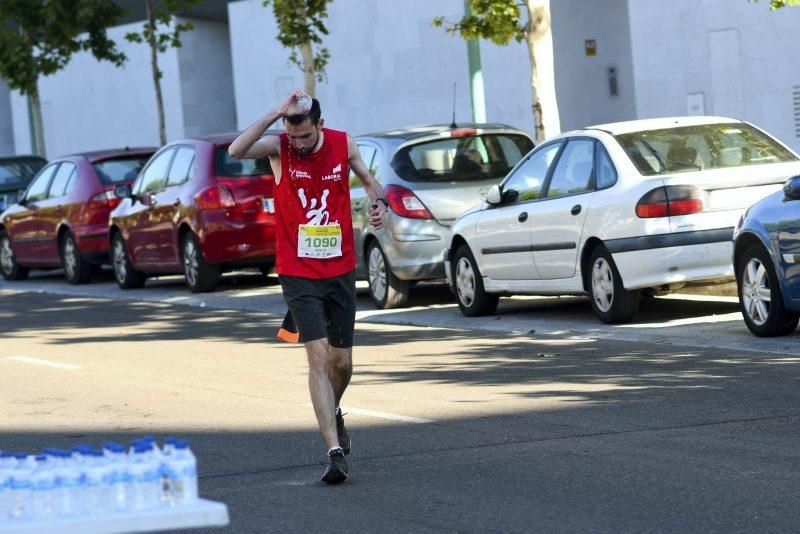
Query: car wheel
[[111, 233, 146, 289], [367, 241, 409, 309], [737, 243, 799, 337], [453, 244, 498, 317], [588, 245, 640, 324], [0, 230, 28, 281], [182, 233, 220, 293], [61, 232, 91, 284]]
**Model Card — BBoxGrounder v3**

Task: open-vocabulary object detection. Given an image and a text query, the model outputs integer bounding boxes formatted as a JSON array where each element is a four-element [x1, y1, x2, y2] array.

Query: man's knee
[[306, 339, 331, 373], [330, 348, 352, 373]]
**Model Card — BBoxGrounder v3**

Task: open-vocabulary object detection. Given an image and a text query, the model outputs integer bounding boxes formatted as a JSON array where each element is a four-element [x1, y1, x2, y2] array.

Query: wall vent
[[795, 85, 800, 138]]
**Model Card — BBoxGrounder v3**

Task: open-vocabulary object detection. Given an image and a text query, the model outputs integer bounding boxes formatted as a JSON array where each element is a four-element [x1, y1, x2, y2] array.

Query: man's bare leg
[[329, 346, 353, 407], [306, 338, 339, 449]]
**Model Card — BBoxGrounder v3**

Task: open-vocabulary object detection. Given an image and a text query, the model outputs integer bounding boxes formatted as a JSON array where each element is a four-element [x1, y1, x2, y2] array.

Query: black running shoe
[[336, 410, 351, 455], [321, 447, 348, 484]]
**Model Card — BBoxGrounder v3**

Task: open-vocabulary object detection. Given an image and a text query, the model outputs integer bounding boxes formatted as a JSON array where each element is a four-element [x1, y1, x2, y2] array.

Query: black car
[[0, 155, 48, 211]]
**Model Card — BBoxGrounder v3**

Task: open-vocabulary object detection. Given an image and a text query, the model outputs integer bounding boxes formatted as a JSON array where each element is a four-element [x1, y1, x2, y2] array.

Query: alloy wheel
[[368, 246, 387, 302], [112, 238, 127, 283], [742, 257, 771, 326], [184, 239, 199, 288], [455, 257, 476, 307], [0, 236, 13, 275], [591, 257, 614, 312]]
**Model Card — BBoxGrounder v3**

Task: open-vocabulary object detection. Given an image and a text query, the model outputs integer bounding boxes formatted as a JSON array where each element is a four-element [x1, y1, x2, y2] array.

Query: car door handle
[[518, 212, 528, 222], [571, 204, 582, 216]]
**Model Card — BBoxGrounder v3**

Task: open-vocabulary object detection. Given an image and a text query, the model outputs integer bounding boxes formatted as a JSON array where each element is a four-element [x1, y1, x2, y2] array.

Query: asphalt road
[[1, 272, 799, 532]]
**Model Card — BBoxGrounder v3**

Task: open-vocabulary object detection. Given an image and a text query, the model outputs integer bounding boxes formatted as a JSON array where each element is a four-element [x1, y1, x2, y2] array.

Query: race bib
[[298, 224, 343, 259]]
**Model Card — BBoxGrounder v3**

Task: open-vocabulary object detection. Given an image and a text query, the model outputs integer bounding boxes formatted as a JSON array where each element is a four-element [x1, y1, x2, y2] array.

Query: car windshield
[[93, 157, 151, 185], [215, 147, 273, 177], [0, 166, 24, 187], [0, 158, 45, 182], [614, 123, 798, 176], [390, 133, 534, 183]]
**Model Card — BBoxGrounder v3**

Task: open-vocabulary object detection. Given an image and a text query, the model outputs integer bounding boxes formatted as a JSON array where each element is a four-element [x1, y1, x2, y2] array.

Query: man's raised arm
[[228, 88, 306, 160]]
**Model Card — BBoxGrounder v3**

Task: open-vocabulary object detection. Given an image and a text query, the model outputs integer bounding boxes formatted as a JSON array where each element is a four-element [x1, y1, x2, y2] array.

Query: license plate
[[262, 197, 275, 213]]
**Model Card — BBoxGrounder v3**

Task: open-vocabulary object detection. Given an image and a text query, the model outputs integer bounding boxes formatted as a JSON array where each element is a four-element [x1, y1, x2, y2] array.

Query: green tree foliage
[[749, 0, 800, 8], [0, 0, 126, 156], [434, 0, 560, 140], [264, 0, 331, 97], [125, 0, 201, 145]]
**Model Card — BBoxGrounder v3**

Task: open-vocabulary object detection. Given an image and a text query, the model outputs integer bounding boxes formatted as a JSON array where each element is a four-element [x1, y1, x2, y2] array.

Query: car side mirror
[[486, 184, 502, 205], [784, 176, 800, 201], [114, 184, 133, 200]]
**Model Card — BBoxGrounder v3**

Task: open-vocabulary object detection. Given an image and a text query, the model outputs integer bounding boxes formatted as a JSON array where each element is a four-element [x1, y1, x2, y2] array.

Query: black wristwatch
[[374, 197, 389, 208]]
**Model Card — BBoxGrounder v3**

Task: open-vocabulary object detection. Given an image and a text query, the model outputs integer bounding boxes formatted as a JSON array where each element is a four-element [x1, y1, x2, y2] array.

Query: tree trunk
[[524, 0, 560, 142], [300, 41, 316, 97], [146, 0, 167, 145], [29, 85, 46, 157]]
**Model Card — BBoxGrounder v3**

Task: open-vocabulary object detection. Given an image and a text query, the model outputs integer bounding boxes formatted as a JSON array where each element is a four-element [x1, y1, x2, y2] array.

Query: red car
[[109, 132, 277, 293], [0, 148, 156, 284]]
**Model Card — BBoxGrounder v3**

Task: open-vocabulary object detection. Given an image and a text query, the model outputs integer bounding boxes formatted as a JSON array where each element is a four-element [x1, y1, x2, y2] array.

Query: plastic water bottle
[[128, 444, 160, 510], [9, 453, 34, 519], [171, 440, 198, 504], [0, 451, 16, 519], [82, 449, 113, 514], [57, 449, 84, 516], [30, 454, 56, 518], [103, 442, 130, 511]]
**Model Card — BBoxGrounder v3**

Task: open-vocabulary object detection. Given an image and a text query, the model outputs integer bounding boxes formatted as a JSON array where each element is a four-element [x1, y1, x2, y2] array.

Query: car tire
[[737, 243, 799, 337], [367, 241, 409, 309], [0, 230, 29, 281], [588, 245, 640, 324], [182, 232, 220, 293], [453, 244, 498, 317], [111, 233, 146, 289], [61, 232, 91, 285]]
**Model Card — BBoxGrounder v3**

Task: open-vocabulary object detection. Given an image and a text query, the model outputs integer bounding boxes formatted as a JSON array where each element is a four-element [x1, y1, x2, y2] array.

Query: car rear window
[[0, 158, 45, 182], [0, 166, 25, 187], [390, 133, 534, 183], [614, 123, 798, 176], [93, 157, 151, 185], [215, 147, 273, 177]]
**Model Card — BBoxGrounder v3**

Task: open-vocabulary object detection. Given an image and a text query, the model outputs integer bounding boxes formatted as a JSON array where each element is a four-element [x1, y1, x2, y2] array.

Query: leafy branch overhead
[[264, 0, 331, 86], [432, 0, 525, 45]]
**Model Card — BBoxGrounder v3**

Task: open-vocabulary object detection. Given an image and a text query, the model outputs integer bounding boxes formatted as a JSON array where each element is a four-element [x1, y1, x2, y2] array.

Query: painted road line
[[7, 356, 81, 370]]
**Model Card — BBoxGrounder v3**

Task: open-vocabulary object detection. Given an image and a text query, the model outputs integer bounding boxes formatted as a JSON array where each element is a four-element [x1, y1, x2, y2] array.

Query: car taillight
[[89, 190, 121, 210], [384, 184, 433, 219], [196, 184, 236, 210], [635, 185, 702, 218]]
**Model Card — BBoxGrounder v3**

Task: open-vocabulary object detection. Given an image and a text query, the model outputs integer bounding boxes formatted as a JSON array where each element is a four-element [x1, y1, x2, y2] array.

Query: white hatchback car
[[445, 116, 800, 323]]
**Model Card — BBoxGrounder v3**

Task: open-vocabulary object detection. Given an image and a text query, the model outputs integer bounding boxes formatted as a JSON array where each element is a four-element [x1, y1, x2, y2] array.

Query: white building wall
[[9, 21, 186, 158], [628, 0, 800, 151], [228, 0, 536, 137], [0, 80, 14, 155], [176, 18, 237, 138], [551, 0, 636, 131]]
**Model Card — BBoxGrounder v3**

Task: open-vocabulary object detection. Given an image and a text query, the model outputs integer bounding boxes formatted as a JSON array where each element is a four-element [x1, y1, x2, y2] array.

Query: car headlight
[[732, 213, 745, 241]]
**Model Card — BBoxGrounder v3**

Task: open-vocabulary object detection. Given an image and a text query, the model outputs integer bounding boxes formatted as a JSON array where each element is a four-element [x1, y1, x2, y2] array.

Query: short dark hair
[[285, 98, 321, 126]]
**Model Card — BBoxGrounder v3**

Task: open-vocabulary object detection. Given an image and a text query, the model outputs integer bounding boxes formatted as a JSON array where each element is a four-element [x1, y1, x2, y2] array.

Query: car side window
[[546, 139, 595, 198], [595, 143, 618, 189], [501, 142, 561, 204], [167, 147, 195, 187], [48, 162, 77, 198], [350, 144, 377, 188], [24, 164, 58, 202], [136, 149, 174, 194]]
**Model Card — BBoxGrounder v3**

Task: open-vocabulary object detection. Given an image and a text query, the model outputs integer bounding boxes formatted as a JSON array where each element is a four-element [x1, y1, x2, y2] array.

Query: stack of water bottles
[[0, 436, 199, 524]]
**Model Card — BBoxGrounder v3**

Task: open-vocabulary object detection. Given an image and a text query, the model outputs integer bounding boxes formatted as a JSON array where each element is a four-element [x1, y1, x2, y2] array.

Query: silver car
[[350, 124, 534, 308]]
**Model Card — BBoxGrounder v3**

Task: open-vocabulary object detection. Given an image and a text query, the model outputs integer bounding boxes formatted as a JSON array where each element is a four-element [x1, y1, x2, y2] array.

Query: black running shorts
[[278, 270, 356, 347]]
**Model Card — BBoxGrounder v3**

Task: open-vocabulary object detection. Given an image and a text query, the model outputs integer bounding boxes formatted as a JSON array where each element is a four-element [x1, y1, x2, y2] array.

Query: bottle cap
[[295, 94, 312, 114]]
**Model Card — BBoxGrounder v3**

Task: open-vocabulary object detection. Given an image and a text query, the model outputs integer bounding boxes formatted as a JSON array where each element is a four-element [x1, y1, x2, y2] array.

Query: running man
[[229, 89, 387, 483]]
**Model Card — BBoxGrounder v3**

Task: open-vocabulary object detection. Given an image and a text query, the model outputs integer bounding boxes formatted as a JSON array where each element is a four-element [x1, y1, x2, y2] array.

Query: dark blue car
[[733, 175, 800, 336]]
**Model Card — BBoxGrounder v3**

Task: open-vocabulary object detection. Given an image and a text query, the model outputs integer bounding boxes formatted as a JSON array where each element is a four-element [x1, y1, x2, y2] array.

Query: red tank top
[[275, 128, 355, 278]]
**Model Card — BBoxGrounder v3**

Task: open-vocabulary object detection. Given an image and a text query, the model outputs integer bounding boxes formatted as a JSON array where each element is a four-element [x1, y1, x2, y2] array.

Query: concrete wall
[[228, 0, 536, 137], [628, 0, 800, 151], [0, 80, 14, 155], [177, 17, 237, 138], [551, 0, 637, 131]]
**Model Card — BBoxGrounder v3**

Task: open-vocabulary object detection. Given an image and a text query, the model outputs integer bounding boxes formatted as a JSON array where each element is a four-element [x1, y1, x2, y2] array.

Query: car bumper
[[379, 230, 450, 280], [75, 225, 111, 256], [612, 240, 735, 290], [197, 215, 276, 264]]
